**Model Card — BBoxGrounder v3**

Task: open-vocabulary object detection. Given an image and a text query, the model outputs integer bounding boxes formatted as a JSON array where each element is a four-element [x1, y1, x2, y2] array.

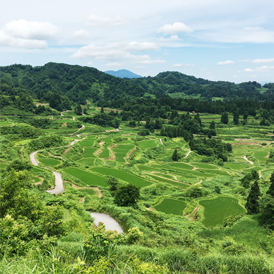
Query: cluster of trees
[[79, 112, 120, 128], [106, 176, 140, 207], [1, 124, 42, 139], [189, 138, 232, 160], [245, 171, 274, 230]]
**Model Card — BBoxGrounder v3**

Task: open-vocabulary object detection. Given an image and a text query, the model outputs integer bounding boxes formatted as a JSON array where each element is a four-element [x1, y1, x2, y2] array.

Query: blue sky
[[0, 0, 273, 83]]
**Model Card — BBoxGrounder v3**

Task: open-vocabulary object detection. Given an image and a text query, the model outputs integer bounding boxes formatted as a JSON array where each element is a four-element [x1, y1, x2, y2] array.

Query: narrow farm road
[[159, 139, 163, 145], [29, 139, 123, 233], [243, 155, 254, 164], [184, 150, 192, 158], [90, 213, 123, 234]]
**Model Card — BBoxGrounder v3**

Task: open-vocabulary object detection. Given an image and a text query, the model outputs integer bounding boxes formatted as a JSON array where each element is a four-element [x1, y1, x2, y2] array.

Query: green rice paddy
[[113, 144, 135, 162], [148, 174, 189, 188], [155, 199, 187, 215], [63, 168, 107, 187], [138, 140, 157, 149], [167, 163, 194, 170], [200, 197, 246, 227], [100, 149, 110, 158], [79, 138, 96, 147], [37, 155, 61, 167], [83, 147, 97, 157], [91, 167, 151, 188]]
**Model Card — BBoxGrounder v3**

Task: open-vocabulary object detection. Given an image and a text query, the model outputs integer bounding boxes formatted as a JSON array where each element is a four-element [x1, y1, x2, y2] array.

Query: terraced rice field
[[77, 158, 95, 166], [113, 144, 135, 162], [77, 188, 96, 196], [31, 166, 45, 174], [83, 147, 97, 157], [138, 140, 157, 149], [92, 167, 151, 188], [63, 168, 107, 187], [192, 163, 219, 169], [155, 199, 187, 215], [200, 197, 246, 227], [148, 174, 189, 188], [253, 150, 269, 164], [37, 155, 61, 167], [167, 163, 194, 170], [0, 121, 14, 126], [80, 138, 96, 147], [100, 149, 110, 158]]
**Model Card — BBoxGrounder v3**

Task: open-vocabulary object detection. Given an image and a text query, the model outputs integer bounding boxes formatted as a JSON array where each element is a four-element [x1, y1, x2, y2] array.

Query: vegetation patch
[[63, 168, 107, 187], [200, 197, 246, 227], [138, 140, 157, 149], [155, 198, 187, 215], [113, 144, 135, 162], [167, 162, 194, 170], [148, 174, 189, 188], [83, 147, 97, 157], [37, 154, 61, 167], [92, 167, 151, 188]]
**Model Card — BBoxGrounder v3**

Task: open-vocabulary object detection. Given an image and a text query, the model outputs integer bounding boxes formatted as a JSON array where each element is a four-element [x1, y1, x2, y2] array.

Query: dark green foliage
[[172, 149, 179, 161], [189, 137, 231, 160], [233, 111, 239, 125], [209, 121, 215, 130], [27, 134, 66, 152], [1, 124, 42, 138], [75, 104, 82, 115], [80, 113, 119, 128], [266, 172, 274, 196], [245, 181, 260, 214], [221, 112, 229, 124], [106, 176, 119, 191], [114, 184, 140, 207], [259, 194, 274, 230], [251, 170, 259, 181], [7, 159, 32, 172]]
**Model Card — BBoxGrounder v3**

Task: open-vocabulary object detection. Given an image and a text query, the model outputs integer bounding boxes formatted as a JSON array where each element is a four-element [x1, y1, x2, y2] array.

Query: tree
[[100, 107, 104, 113], [266, 172, 274, 196], [233, 111, 239, 125], [209, 121, 215, 130], [114, 184, 140, 207], [172, 149, 179, 161], [106, 176, 119, 191], [245, 181, 261, 214], [75, 104, 82, 115], [243, 111, 249, 120], [251, 169, 259, 181], [221, 112, 229, 124]]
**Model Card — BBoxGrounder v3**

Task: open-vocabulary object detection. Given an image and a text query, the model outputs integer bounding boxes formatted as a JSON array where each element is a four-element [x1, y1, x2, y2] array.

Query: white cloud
[[0, 19, 60, 49], [125, 41, 159, 51], [217, 60, 235, 65], [244, 66, 274, 72], [157, 22, 193, 35], [201, 68, 207, 71], [172, 63, 182, 67], [87, 61, 93, 66], [87, 14, 126, 26], [251, 58, 274, 64], [105, 63, 122, 67], [71, 42, 165, 64], [2, 19, 59, 40], [73, 30, 90, 40], [244, 27, 264, 32], [0, 30, 47, 49], [184, 63, 195, 67], [159, 35, 182, 42]]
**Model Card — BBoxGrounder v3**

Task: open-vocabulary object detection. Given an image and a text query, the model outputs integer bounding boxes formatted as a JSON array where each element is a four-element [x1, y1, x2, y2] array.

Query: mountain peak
[[105, 69, 142, 79]]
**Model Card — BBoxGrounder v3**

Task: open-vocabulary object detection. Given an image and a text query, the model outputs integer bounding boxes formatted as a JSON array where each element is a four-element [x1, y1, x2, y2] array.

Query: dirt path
[[105, 129, 119, 132], [45, 169, 65, 194], [62, 147, 71, 155], [159, 139, 163, 145], [90, 213, 123, 234], [184, 150, 192, 158], [242, 155, 254, 164], [185, 206, 200, 221], [125, 147, 137, 163], [76, 125, 85, 132], [106, 144, 117, 160], [194, 180, 202, 185]]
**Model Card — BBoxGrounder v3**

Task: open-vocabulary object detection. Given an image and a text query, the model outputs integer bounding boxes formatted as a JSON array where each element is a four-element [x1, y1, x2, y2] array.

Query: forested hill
[[130, 71, 274, 101], [0, 63, 145, 110], [1, 63, 274, 112]]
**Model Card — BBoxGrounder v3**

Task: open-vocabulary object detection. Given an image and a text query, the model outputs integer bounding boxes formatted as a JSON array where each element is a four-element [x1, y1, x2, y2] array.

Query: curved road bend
[[90, 213, 123, 234], [29, 141, 123, 232]]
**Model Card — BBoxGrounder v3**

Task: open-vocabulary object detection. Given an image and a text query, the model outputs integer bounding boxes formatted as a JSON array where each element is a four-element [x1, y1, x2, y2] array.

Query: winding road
[[29, 140, 123, 233]]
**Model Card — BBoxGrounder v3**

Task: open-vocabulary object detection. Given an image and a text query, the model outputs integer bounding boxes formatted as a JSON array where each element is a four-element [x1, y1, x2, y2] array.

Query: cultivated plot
[[200, 197, 246, 227], [92, 167, 151, 188], [63, 168, 107, 187], [155, 199, 187, 215]]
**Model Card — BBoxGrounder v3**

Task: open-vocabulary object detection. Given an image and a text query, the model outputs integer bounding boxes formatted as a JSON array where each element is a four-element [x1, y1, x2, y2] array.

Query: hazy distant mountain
[[105, 69, 142, 79]]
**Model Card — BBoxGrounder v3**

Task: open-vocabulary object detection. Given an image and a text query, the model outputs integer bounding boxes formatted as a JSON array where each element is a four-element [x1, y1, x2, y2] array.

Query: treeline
[[130, 71, 274, 101], [79, 112, 120, 128]]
